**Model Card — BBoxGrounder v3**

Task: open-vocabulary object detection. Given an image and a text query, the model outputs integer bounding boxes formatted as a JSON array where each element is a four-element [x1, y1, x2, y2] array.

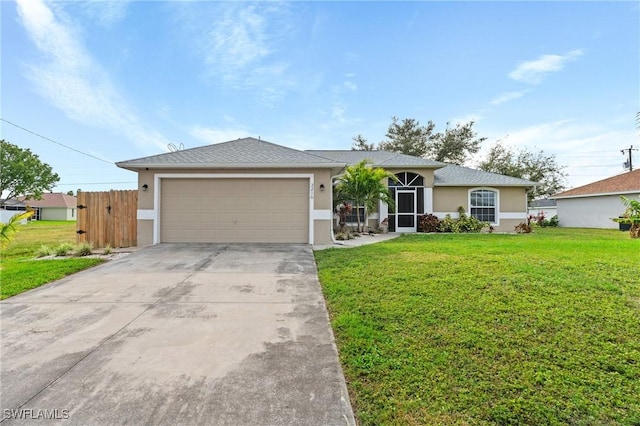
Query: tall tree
[[374, 117, 485, 164], [351, 134, 375, 151], [429, 121, 486, 165], [478, 141, 567, 201], [378, 117, 436, 158], [0, 140, 60, 206], [334, 160, 396, 233]]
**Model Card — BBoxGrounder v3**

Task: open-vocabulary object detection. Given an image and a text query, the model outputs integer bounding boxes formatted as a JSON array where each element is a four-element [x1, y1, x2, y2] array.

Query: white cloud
[[331, 104, 347, 123], [490, 90, 529, 106], [200, 3, 294, 103], [190, 126, 250, 144], [482, 119, 635, 188], [343, 81, 357, 91], [205, 5, 271, 72], [16, 0, 169, 151], [78, 1, 130, 26], [509, 49, 584, 84]]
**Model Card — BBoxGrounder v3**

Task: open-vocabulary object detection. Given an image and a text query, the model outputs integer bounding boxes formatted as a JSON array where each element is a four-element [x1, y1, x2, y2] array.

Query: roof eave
[[375, 163, 445, 169], [434, 183, 537, 187], [115, 162, 347, 171], [551, 189, 640, 199]]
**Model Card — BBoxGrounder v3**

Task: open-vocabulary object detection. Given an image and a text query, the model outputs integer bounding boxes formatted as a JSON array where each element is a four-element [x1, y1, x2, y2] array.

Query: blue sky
[[2, 1, 638, 194]]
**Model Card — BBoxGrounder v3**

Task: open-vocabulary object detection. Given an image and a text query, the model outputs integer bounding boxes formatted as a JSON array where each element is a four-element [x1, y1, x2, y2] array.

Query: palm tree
[[0, 210, 34, 249], [335, 160, 397, 233]]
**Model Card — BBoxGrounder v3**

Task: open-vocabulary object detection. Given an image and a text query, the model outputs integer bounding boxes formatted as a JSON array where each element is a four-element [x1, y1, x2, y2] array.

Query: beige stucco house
[[116, 138, 536, 246]]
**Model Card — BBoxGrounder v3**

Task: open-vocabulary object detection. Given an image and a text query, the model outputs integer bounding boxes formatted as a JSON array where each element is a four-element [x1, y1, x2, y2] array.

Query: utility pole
[[621, 145, 638, 171]]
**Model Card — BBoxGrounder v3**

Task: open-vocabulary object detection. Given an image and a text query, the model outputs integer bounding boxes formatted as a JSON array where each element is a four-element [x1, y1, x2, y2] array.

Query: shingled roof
[[116, 137, 345, 170], [552, 169, 640, 199], [434, 164, 537, 187], [116, 138, 537, 187], [307, 150, 444, 168], [14, 193, 77, 208]]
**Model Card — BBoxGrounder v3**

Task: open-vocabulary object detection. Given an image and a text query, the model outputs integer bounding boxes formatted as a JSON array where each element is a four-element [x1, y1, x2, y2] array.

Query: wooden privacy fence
[[77, 190, 138, 248]]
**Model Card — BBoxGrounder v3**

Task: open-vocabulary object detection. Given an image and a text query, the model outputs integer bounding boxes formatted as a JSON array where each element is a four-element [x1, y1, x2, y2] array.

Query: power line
[[573, 164, 623, 168], [0, 117, 114, 164]]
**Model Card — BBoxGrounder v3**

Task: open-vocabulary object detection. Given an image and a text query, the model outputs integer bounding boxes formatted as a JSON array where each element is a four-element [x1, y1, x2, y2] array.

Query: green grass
[[1, 221, 103, 300], [315, 228, 640, 425]]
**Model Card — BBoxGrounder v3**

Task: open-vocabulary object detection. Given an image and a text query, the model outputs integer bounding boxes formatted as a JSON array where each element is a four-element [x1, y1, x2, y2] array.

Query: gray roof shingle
[[117, 138, 537, 187], [434, 164, 537, 187], [307, 150, 444, 167], [117, 137, 345, 170]]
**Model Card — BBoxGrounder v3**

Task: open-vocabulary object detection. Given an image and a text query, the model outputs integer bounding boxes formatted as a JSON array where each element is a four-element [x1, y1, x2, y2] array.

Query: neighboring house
[[528, 199, 557, 219], [116, 138, 537, 246], [551, 169, 640, 229], [1, 193, 77, 221]]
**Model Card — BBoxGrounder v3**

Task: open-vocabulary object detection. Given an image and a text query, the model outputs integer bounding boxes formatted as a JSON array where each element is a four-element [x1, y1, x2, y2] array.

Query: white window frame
[[468, 188, 499, 225]]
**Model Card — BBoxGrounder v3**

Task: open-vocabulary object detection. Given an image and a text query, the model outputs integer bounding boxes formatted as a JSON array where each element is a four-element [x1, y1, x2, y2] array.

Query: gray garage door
[[160, 178, 309, 243]]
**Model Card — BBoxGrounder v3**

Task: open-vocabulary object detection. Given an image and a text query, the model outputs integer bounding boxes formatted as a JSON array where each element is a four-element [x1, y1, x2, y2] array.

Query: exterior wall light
[[142, 184, 149, 191], [319, 184, 325, 191]]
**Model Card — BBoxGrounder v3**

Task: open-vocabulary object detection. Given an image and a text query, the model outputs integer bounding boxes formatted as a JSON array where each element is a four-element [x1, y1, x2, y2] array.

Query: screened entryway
[[387, 172, 425, 232]]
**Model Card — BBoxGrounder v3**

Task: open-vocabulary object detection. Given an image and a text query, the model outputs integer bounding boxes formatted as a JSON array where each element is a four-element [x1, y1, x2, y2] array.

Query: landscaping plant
[[0, 210, 34, 249], [335, 160, 397, 233], [613, 195, 640, 238], [436, 207, 487, 233], [74, 242, 93, 257]]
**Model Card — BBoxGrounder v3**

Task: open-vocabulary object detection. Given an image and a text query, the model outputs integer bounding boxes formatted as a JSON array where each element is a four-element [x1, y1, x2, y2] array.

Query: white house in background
[[528, 199, 557, 219], [1, 193, 77, 221], [551, 169, 640, 229]]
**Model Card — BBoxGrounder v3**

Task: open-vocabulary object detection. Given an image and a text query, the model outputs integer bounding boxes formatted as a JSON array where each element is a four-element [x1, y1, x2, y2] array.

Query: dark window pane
[[417, 188, 424, 214], [398, 192, 414, 213], [398, 215, 414, 227], [388, 215, 396, 232], [345, 206, 365, 223]]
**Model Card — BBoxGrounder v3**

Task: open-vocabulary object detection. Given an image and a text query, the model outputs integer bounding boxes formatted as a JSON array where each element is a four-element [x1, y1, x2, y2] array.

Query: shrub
[[75, 242, 93, 257], [55, 243, 75, 257], [335, 230, 354, 241], [436, 208, 487, 233], [418, 214, 440, 233], [533, 212, 559, 228], [514, 222, 532, 233], [36, 244, 53, 258], [438, 214, 458, 233], [102, 244, 113, 255], [456, 207, 487, 233]]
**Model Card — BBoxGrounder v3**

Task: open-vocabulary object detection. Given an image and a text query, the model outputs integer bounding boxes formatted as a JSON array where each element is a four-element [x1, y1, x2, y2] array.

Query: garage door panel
[[160, 178, 309, 243]]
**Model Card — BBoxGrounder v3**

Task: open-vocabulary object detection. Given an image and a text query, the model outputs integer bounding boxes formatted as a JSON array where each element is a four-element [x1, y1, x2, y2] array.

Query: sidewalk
[[313, 232, 401, 250]]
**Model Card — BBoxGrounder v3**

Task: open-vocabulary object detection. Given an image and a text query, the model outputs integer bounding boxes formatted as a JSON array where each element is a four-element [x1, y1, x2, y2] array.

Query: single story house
[[551, 169, 640, 229], [528, 199, 557, 219], [116, 137, 537, 246], [1, 192, 77, 221]]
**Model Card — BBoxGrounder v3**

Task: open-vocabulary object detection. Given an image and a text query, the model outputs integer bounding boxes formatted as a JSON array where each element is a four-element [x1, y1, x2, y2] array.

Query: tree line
[[351, 117, 567, 200]]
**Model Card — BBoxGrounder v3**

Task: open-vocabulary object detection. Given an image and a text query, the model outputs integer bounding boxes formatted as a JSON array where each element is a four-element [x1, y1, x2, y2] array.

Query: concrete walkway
[[1, 244, 355, 425], [313, 232, 401, 250]]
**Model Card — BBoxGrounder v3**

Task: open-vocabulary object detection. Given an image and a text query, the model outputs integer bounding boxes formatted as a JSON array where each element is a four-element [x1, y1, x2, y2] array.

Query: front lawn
[[1, 221, 103, 300], [315, 228, 640, 425]]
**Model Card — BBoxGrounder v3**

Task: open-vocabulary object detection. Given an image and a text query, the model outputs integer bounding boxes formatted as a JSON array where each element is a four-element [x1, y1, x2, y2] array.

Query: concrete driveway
[[1, 244, 355, 425]]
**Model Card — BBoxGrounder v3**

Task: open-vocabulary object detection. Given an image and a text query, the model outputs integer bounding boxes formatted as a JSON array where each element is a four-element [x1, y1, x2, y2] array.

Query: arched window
[[389, 172, 424, 187], [469, 189, 498, 223]]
